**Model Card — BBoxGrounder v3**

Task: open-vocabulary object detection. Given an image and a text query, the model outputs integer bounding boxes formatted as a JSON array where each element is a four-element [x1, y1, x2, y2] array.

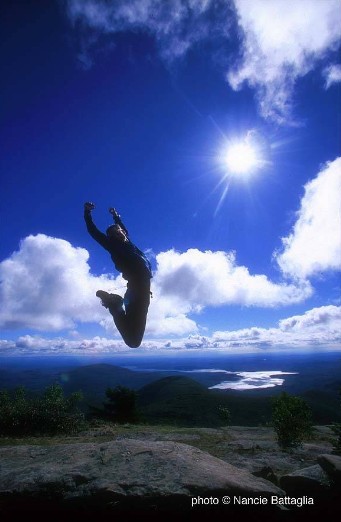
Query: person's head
[[106, 224, 128, 242]]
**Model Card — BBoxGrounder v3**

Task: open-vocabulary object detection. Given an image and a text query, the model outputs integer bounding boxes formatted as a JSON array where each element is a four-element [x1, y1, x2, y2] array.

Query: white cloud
[[0, 233, 313, 338], [212, 305, 341, 349], [229, 0, 341, 123], [152, 247, 312, 309], [1, 305, 340, 355], [146, 310, 199, 337], [279, 304, 341, 331], [65, 0, 341, 124], [146, 245, 313, 336], [0, 233, 199, 337], [0, 334, 140, 355], [324, 63, 341, 88], [275, 157, 341, 279], [0, 234, 115, 331]]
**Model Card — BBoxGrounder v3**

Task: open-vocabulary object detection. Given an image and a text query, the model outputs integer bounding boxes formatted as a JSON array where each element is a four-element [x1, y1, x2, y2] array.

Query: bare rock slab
[[0, 439, 284, 513]]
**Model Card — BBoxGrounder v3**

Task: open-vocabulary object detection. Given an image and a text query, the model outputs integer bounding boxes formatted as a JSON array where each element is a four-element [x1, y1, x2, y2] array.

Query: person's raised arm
[[84, 202, 109, 248], [109, 207, 129, 236]]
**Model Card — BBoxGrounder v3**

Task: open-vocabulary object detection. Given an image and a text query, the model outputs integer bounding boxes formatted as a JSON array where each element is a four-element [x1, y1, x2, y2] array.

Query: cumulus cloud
[[0, 233, 313, 338], [65, 0, 341, 123], [275, 157, 341, 279], [152, 248, 312, 311], [0, 234, 198, 337], [0, 234, 115, 331], [229, 0, 341, 123]]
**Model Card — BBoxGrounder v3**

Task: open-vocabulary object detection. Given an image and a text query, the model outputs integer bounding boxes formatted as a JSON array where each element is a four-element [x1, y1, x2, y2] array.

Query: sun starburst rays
[[209, 129, 272, 214]]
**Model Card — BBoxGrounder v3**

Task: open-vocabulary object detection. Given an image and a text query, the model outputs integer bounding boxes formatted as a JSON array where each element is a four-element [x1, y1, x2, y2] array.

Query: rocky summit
[[0, 439, 283, 515], [0, 426, 340, 520]]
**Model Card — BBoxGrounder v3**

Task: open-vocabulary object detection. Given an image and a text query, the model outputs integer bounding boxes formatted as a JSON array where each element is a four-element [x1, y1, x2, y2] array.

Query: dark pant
[[110, 279, 151, 348]]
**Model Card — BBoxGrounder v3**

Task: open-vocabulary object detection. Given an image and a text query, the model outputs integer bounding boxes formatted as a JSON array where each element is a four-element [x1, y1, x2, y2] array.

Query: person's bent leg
[[124, 306, 148, 347], [109, 306, 146, 347], [109, 307, 129, 341], [107, 282, 150, 348]]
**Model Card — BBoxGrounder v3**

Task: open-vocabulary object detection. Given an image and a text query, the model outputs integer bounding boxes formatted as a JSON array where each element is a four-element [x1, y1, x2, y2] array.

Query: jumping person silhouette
[[84, 202, 152, 347]]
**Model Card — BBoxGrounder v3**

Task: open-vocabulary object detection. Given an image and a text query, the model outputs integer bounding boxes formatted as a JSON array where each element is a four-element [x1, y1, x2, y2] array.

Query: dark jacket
[[84, 210, 152, 282]]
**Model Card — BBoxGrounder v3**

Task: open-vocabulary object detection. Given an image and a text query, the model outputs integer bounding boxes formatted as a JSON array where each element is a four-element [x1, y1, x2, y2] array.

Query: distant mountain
[[136, 376, 273, 427], [137, 375, 341, 427], [137, 376, 223, 426], [57, 364, 168, 407], [1, 363, 340, 426], [0, 364, 165, 408], [0, 368, 62, 393]]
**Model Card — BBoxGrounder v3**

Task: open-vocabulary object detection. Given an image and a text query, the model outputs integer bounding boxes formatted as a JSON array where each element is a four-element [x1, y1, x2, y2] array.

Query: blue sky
[[0, 0, 340, 355]]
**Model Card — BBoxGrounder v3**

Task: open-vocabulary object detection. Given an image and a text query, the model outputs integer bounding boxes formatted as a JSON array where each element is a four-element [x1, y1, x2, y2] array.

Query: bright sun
[[224, 142, 259, 176], [214, 130, 270, 213]]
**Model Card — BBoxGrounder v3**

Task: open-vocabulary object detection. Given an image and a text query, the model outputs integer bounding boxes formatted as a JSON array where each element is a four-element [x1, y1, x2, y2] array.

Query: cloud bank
[[1, 305, 340, 355], [65, 0, 341, 123], [212, 305, 341, 349]]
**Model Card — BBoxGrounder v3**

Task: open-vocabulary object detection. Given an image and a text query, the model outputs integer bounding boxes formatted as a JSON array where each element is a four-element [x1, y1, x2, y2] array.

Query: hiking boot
[[96, 290, 123, 312]]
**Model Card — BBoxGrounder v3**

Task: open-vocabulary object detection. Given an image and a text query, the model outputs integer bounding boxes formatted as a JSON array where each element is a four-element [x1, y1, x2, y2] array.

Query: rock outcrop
[[280, 464, 331, 496], [279, 454, 341, 517], [0, 439, 283, 515], [1, 432, 340, 519], [318, 454, 341, 486]]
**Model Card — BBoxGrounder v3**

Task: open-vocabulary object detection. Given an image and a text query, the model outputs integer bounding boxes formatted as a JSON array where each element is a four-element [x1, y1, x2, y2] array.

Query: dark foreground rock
[[0, 439, 283, 517], [318, 454, 341, 486], [279, 456, 341, 519], [0, 431, 340, 521], [280, 464, 331, 496]]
